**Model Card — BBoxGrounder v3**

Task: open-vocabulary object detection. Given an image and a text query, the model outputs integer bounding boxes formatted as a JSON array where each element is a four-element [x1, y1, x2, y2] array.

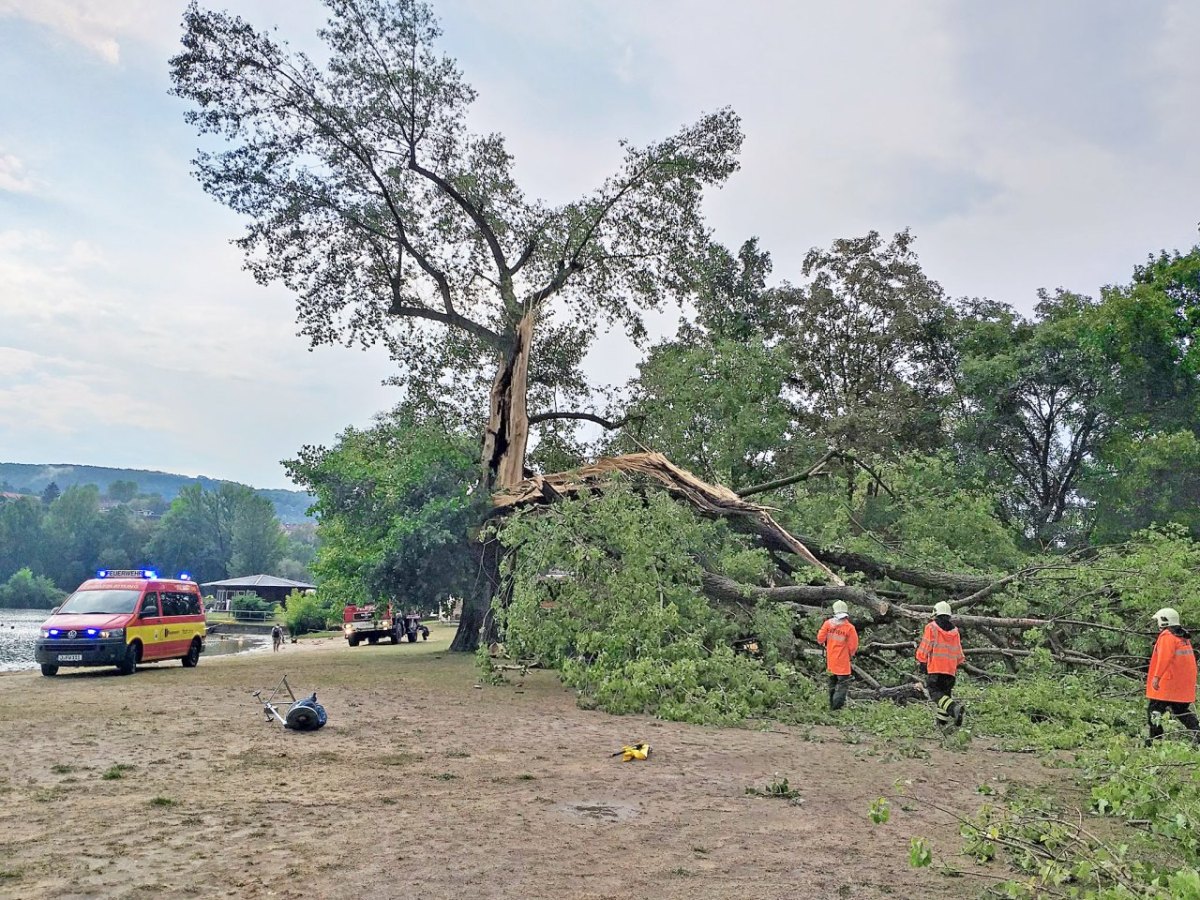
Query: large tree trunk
[[453, 313, 535, 652], [481, 313, 535, 491]]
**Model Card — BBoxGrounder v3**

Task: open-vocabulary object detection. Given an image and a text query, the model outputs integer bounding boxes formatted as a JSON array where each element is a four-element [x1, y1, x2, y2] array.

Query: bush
[[279, 589, 335, 636], [0, 568, 64, 609], [229, 593, 275, 621]]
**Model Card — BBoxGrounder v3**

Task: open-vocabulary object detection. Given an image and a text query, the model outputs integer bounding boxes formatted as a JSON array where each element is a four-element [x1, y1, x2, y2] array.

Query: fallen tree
[[486, 452, 1158, 704]]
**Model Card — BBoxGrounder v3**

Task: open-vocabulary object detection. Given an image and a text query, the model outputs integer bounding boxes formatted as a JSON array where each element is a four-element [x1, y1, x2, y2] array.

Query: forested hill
[[0, 462, 313, 524]]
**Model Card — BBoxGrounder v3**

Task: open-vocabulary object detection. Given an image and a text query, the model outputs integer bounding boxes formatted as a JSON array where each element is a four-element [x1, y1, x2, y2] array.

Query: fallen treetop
[[492, 451, 845, 585]]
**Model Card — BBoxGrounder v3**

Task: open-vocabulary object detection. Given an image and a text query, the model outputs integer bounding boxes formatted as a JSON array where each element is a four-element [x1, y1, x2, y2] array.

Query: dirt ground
[[0, 625, 1063, 899]]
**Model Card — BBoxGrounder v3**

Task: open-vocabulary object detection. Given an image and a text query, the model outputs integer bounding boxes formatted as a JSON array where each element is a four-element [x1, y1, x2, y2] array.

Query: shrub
[[278, 589, 335, 636], [229, 592, 275, 621], [0, 568, 64, 609]]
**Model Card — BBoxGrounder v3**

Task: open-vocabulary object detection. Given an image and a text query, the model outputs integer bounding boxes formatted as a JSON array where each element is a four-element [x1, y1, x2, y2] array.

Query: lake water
[[0, 609, 266, 672]]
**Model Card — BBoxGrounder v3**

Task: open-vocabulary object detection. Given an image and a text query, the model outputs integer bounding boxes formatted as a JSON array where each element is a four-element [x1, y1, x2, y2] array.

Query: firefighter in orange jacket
[[1146, 607, 1200, 745], [817, 600, 859, 710], [916, 601, 966, 728]]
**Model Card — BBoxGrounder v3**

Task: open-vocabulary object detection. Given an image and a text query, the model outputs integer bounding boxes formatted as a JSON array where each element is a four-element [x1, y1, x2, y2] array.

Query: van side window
[[139, 592, 160, 617], [162, 591, 200, 616]]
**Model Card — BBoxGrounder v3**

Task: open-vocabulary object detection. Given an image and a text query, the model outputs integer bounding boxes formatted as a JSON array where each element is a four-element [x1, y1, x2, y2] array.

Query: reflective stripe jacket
[[817, 617, 859, 675], [916, 622, 965, 676], [1147, 629, 1197, 703]]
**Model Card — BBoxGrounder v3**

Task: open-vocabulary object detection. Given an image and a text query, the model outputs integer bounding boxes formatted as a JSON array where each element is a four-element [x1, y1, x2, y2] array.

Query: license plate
[[57, 654, 83, 662]]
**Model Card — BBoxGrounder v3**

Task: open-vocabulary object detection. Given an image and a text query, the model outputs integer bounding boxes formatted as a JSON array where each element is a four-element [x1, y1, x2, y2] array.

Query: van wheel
[[41, 664, 58, 677], [118, 642, 140, 676], [182, 639, 201, 668]]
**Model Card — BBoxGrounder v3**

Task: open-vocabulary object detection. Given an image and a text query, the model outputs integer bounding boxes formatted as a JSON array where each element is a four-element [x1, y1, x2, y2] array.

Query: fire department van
[[34, 569, 206, 677]]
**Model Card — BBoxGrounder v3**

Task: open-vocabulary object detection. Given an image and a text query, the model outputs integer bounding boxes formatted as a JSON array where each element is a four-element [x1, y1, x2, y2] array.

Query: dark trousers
[[828, 674, 851, 711], [1148, 699, 1200, 743], [927, 673, 958, 726]]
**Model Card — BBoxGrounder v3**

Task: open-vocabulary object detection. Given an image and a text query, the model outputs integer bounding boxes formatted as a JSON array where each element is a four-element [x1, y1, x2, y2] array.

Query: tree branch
[[527, 411, 639, 430]]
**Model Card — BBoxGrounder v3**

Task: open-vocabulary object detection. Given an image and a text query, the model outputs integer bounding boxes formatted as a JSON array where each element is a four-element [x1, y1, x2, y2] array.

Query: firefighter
[[1146, 607, 1200, 745], [916, 600, 966, 728], [817, 599, 858, 710]]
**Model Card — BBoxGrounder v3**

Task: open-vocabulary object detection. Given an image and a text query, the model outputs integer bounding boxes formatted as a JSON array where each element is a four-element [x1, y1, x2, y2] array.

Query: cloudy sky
[[1, 1, 1197, 488]]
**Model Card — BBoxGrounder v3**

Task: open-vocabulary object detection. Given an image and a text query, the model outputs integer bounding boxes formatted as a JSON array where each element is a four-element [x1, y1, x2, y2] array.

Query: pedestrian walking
[[1146, 607, 1199, 745], [817, 599, 858, 710], [916, 600, 966, 728], [271, 623, 284, 652]]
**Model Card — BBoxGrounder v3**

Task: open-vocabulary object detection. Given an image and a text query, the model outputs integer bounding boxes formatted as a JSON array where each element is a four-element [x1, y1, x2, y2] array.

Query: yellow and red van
[[34, 569, 206, 677]]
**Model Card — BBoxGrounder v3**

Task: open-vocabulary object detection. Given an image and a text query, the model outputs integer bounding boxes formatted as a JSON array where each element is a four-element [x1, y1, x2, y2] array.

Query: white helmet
[[832, 600, 849, 616], [1154, 608, 1181, 629], [933, 601, 952, 617]]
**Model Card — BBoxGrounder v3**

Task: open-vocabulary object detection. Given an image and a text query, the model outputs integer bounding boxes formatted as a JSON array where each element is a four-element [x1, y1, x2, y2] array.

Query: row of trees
[[614, 233, 1200, 549], [0, 483, 315, 597]]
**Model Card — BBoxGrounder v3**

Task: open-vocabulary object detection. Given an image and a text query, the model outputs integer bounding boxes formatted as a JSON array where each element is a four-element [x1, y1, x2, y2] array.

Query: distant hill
[[0, 462, 314, 524]]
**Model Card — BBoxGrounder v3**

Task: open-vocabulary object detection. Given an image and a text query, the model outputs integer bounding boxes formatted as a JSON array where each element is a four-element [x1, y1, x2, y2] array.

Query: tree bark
[[450, 532, 503, 652], [455, 313, 534, 652]]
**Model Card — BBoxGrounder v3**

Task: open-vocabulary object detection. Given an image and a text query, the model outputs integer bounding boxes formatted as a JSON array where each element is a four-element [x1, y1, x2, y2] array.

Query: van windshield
[[57, 589, 142, 615]]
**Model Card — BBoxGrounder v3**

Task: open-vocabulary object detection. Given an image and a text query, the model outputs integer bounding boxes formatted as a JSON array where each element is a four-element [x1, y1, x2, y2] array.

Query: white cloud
[[0, 151, 37, 194]]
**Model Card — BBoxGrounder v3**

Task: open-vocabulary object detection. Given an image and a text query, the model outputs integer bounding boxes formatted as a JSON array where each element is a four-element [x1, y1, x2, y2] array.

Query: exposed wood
[[482, 312, 536, 490], [493, 452, 844, 584]]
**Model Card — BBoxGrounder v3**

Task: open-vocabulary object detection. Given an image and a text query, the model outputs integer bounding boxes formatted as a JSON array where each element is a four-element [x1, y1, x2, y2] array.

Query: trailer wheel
[[40, 664, 58, 677], [348, 635, 360, 647]]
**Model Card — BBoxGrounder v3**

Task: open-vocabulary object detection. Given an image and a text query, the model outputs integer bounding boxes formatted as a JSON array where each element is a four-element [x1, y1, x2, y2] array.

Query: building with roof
[[201, 574, 315, 609]]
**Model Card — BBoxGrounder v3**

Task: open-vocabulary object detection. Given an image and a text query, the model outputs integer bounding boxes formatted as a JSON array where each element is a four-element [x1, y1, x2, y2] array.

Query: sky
[[1, 1, 1197, 489]]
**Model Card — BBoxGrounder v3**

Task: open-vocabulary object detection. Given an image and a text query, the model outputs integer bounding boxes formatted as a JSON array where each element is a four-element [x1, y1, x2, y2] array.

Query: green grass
[[102, 763, 135, 780], [149, 796, 177, 807]]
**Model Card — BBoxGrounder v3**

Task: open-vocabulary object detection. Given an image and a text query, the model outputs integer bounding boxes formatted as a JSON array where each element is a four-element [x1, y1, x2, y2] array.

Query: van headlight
[[99, 628, 124, 640]]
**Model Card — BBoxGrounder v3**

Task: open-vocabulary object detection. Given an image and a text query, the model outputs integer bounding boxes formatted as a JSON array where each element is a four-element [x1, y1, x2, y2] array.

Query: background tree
[[950, 290, 1110, 545], [41, 486, 104, 588], [285, 406, 487, 641], [775, 230, 955, 461], [106, 480, 139, 503], [228, 493, 287, 576], [40, 482, 60, 507], [0, 496, 45, 583]]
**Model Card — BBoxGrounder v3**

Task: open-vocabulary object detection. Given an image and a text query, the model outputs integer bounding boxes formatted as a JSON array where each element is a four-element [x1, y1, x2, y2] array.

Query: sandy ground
[[0, 626, 1063, 899]]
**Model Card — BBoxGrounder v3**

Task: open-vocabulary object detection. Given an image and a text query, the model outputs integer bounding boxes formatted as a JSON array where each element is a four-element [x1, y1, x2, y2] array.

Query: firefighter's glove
[[611, 742, 651, 761]]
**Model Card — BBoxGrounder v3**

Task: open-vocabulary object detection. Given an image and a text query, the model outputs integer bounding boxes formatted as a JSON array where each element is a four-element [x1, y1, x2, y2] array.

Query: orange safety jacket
[[916, 622, 965, 676], [1147, 629, 1198, 703], [817, 617, 859, 676]]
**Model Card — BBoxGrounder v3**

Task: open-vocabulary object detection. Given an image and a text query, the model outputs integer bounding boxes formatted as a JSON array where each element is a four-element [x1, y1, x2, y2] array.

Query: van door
[[134, 591, 165, 659], [161, 589, 200, 658]]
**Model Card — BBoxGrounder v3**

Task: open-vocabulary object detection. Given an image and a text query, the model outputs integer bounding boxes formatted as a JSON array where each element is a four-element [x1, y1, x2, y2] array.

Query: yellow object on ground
[[611, 742, 651, 761]]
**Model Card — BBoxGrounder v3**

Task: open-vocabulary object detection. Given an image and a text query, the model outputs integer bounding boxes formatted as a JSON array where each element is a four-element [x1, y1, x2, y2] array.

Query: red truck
[[342, 602, 429, 646]]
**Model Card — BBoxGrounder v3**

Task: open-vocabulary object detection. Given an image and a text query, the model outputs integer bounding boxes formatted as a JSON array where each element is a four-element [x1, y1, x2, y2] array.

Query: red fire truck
[[342, 603, 429, 646]]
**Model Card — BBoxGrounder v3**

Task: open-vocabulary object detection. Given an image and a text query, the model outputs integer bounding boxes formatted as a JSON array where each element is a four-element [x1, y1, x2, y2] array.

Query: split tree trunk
[[452, 313, 535, 652]]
